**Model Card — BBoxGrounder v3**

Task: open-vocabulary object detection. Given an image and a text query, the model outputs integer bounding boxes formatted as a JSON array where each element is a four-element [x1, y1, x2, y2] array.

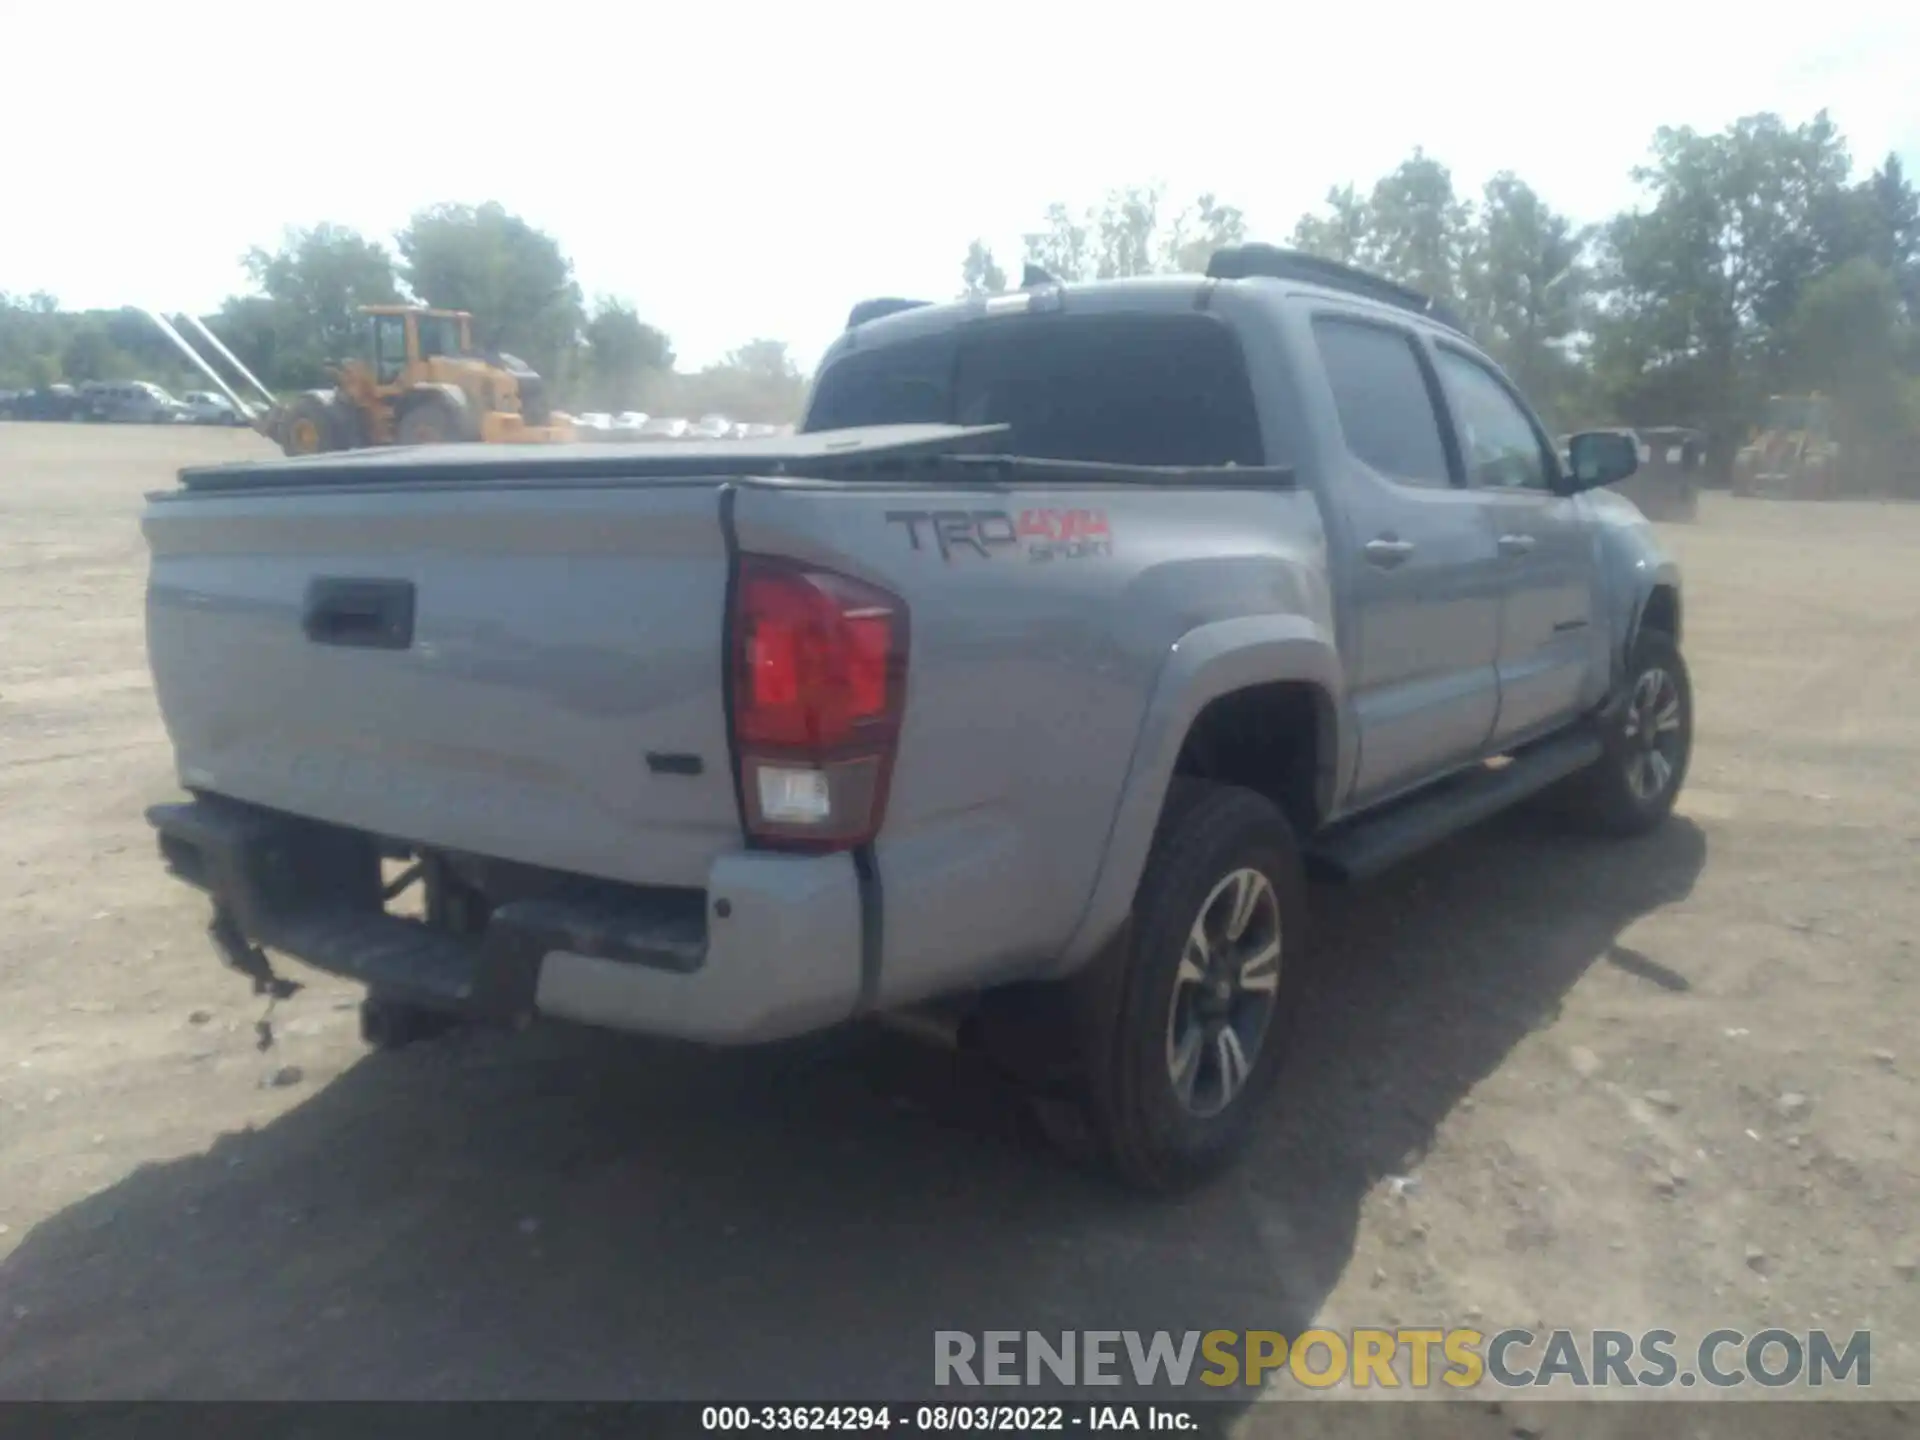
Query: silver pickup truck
[[142, 245, 1690, 1191]]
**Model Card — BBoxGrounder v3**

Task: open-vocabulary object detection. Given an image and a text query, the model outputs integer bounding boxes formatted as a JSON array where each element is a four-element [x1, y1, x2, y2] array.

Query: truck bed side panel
[[732, 482, 1334, 1004]]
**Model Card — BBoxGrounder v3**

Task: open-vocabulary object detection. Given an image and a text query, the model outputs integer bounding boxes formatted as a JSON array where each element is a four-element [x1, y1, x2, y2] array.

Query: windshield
[[802, 313, 1265, 468]]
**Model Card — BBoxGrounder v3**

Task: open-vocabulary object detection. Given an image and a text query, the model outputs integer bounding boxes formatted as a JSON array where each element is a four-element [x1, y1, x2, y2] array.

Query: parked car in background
[[638, 416, 690, 439], [80, 381, 187, 424], [571, 412, 615, 435], [179, 391, 246, 426], [1, 383, 86, 421], [612, 411, 650, 437], [691, 413, 733, 439]]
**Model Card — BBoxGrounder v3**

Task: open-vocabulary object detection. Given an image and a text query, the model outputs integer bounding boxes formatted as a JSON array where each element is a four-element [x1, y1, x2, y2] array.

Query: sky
[[4, 1, 1917, 374]]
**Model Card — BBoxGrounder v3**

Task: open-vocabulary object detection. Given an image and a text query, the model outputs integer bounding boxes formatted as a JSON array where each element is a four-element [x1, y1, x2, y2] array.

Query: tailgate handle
[[303, 578, 415, 650]]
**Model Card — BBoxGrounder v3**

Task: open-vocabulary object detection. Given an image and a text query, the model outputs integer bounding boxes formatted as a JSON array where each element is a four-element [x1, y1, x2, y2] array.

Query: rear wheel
[[1054, 782, 1308, 1193]]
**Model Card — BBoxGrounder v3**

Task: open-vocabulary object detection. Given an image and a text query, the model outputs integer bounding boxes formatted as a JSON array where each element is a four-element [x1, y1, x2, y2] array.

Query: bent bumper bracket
[[208, 903, 302, 1003]]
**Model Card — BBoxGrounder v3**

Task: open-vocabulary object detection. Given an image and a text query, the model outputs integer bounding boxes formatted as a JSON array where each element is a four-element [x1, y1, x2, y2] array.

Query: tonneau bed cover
[[169, 424, 1296, 496]]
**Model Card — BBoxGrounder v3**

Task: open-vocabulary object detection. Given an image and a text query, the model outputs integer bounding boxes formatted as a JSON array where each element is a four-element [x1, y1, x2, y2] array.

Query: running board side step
[[1305, 731, 1604, 883]]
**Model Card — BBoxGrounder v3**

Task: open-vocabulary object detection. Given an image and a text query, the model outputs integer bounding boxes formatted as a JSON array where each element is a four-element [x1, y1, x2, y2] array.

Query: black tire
[[397, 394, 466, 446], [359, 993, 457, 1051], [280, 393, 343, 456], [1561, 629, 1693, 836], [1065, 781, 1309, 1193]]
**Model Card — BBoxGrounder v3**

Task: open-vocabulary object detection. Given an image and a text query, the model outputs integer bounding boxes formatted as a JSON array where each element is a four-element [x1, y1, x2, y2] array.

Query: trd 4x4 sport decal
[[884, 508, 1113, 563]]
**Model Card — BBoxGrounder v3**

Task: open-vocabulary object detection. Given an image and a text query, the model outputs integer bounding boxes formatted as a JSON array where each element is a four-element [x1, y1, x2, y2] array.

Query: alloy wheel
[[1164, 867, 1283, 1119], [1621, 665, 1685, 803]]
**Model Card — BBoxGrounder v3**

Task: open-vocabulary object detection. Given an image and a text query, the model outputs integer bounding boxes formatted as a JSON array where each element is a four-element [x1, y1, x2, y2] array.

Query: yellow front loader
[[1731, 394, 1841, 500], [144, 305, 576, 455]]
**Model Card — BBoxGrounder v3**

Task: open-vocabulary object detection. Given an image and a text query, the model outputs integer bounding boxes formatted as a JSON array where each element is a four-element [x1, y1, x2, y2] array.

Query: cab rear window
[[803, 313, 1265, 468]]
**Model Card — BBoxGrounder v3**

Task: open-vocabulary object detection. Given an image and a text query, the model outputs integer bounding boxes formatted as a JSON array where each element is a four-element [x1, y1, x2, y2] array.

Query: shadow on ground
[[0, 814, 1706, 1408]]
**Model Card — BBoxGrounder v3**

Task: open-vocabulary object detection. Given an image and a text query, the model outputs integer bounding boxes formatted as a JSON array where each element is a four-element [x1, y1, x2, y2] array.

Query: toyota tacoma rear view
[[141, 245, 1690, 1190]]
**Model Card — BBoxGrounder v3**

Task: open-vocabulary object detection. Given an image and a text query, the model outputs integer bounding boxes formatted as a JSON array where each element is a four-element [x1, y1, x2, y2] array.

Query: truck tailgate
[[143, 481, 738, 889]]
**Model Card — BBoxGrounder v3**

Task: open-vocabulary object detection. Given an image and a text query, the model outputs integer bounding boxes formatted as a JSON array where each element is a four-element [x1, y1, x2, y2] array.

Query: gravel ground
[[1, 423, 1915, 1435]]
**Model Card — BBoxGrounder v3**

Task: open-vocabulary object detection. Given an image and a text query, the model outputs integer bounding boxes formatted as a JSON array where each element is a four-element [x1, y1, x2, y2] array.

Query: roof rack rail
[[1205, 243, 1469, 335], [845, 297, 932, 330]]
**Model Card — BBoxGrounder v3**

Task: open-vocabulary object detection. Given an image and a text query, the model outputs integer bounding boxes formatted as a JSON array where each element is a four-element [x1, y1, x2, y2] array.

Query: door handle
[[303, 577, 416, 650], [1363, 537, 1416, 568], [1497, 533, 1536, 557]]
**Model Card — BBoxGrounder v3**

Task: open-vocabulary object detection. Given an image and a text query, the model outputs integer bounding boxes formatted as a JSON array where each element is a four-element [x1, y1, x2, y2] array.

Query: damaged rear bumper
[[147, 795, 865, 1044]]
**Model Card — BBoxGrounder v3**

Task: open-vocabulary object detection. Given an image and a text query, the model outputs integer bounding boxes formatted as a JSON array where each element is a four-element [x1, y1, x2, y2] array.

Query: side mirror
[[1561, 430, 1639, 493]]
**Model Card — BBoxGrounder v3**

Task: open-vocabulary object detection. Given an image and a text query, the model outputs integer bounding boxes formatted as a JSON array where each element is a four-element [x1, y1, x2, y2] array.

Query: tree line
[[959, 110, 1920, 479], [0, 203, 808, 423], [5, 110, 1916, 457]]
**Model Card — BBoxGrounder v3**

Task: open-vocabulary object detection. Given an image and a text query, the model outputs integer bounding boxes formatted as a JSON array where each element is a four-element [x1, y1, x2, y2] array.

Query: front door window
[[1433, 349, 1554, 492]]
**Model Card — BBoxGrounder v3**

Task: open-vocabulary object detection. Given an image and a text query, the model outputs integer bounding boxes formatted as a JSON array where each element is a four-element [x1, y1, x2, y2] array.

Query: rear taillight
[[729, 554, 908, 849]]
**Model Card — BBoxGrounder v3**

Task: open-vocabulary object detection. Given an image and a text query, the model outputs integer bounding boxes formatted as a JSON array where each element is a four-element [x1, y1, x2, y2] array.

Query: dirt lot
[[1, 422, 1916, 1429]]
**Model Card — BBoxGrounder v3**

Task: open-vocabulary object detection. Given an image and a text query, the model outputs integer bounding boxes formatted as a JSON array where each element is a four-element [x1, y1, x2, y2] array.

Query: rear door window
[[804, 333, 952, 431], [1311, 316, 1453, 488], [803, 313, 1265, 468]]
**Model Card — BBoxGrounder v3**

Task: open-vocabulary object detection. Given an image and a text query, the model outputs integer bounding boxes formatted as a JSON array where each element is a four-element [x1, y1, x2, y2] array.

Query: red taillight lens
[[731, 555, 908, 849]]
